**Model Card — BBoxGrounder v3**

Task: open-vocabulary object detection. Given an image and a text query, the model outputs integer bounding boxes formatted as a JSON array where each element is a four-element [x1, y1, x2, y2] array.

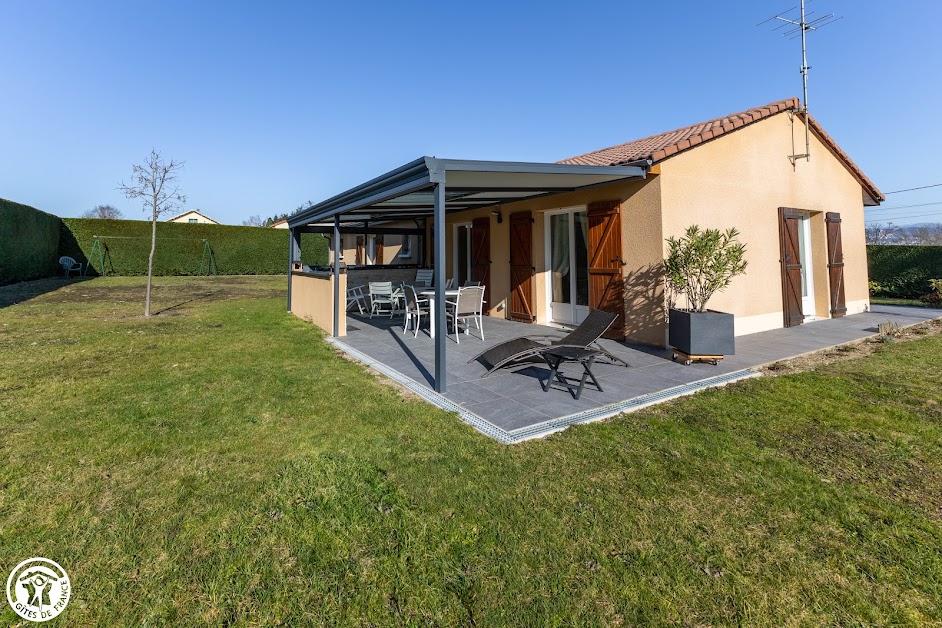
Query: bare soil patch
[[760, 317, 942, 376]]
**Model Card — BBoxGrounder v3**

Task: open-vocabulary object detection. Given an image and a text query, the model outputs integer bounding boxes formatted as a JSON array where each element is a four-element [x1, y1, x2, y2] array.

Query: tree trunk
[[145, 204, 157, 317]]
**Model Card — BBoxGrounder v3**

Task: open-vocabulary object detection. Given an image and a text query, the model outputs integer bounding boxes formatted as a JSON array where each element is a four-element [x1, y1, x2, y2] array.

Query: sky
[[1, 0, 940, 226]]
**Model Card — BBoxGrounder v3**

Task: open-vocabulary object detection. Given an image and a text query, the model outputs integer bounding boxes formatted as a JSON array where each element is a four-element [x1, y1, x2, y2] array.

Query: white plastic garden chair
[[346, 285, 367, 314], [369, 282, 396, 318], [59, 256, 82, 277]]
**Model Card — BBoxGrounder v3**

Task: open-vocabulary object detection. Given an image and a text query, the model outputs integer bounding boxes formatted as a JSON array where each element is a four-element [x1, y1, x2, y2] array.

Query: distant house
[[269, 219, 289, 229], [166, 210, 220, 225]]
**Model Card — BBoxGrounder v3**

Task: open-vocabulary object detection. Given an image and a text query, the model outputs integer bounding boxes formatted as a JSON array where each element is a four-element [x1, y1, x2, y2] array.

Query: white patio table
[[419, 288, 460, 338]]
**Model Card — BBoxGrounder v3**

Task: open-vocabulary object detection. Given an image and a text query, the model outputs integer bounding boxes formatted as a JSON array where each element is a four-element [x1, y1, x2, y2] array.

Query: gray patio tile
[[443, 381, 505, 406], [463, 397, 553, 431], [334, 305, 942, 438]]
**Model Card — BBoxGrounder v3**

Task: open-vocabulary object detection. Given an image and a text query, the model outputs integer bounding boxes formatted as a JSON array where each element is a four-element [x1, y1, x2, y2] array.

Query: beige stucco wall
[[290, 271, 346, 336], [657, 112, 871, 339], [440, 177, 662, 334], [167, 211, 218, 224]]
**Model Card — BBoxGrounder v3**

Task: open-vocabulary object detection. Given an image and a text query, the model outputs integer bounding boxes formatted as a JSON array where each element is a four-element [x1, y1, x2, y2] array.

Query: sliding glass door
[[545, 208, 589, 325]]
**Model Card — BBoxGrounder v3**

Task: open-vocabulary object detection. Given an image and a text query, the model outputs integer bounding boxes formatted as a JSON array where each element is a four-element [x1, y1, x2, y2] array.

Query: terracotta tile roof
[[559, 98, 884, 203]]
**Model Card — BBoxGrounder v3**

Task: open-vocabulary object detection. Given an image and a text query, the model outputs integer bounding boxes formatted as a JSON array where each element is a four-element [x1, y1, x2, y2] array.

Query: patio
[[329, 304, 942, 443]]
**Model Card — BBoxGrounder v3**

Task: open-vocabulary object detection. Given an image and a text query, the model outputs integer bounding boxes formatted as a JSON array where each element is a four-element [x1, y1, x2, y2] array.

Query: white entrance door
[[797, 213, 816, 318], [545, 208, 590, 325], [453, 223, 472, 286]]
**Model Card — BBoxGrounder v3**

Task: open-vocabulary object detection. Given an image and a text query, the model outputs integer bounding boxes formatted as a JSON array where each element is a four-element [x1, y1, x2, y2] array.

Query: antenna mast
[[758, 0, 842, 164]]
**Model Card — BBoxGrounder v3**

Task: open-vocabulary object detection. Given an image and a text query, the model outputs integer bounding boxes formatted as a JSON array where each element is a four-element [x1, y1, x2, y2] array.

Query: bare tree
[[865, 222, 897, 245], [82, 204, 124, 219], [118, 149, 186, 317], [243, 214, 264, 227], [914, 223, 942, 245]]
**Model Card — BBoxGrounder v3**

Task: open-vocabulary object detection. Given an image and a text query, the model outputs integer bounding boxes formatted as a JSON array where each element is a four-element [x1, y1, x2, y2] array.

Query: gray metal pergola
[[287, 156, 646, 393]]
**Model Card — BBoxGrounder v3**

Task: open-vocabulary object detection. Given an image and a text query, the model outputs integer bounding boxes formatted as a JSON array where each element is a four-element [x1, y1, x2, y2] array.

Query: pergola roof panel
[[287, 157, 646, 227]]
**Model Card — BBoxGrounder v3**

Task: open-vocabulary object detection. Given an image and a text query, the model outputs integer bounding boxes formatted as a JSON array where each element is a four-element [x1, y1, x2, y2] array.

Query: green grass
[[872, 296, 938, 308], [2, 276, 941, 626]]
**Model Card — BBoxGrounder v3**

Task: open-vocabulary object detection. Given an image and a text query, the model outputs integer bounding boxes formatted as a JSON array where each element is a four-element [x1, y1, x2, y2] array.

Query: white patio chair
[[346, 285, 367, 315], [402, 285, 429, 337], [368, 281, 396, 318], [59, 256, 82, 277], [415, 269, 434, 287], [445, 277, 455, 289], [445, 285, 485, 344]]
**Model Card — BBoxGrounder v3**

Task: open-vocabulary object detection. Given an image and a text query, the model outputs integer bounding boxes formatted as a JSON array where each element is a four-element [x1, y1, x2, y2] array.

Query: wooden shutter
[[778, 207, 804, 327], [471, 216, 491, 313], [587, 200, 626, 340], [826, 212, 847, 317], [509, 211, 535, 322], [375, 235, 384, 265], [355, 236, 364, 266]]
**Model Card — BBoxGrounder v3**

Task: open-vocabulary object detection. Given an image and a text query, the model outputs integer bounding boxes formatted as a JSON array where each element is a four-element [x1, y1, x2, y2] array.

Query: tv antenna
[[758, 0, 843, 164]]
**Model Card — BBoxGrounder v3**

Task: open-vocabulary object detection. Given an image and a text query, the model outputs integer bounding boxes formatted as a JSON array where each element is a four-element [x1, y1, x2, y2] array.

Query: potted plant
[[664, 226, 748, 364]]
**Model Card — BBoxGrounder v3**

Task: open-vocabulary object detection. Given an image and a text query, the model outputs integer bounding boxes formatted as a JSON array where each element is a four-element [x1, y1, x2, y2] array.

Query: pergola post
[[287, 227, 301, 312], [333, 215, 341, 337], [433, 182, 447, 393]]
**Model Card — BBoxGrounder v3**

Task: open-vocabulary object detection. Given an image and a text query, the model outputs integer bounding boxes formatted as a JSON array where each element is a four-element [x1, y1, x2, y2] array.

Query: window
[[398, 236, 413, 258], [188, 218, 198, 223]]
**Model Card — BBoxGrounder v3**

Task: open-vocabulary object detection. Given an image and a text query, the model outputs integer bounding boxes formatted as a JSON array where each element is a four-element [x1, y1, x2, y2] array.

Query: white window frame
[[397, 235, 413, 258], [798, 213, 816, 319], [544, 206, 589, 326], [453, 222, 473, 285]]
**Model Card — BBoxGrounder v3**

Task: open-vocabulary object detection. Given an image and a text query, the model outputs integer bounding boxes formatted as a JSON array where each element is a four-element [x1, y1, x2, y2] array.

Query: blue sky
[[1, 0, 939, 225]]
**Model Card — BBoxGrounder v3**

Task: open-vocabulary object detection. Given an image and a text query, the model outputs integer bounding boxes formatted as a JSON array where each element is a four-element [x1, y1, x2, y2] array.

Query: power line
[[865, 210, 942, 223], [865, 201, 942, 212], [883, 183, 942, 195]]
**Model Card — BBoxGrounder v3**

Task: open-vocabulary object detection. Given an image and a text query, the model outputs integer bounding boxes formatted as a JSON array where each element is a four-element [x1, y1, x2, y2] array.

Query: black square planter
[[668, 308, 735, 356]]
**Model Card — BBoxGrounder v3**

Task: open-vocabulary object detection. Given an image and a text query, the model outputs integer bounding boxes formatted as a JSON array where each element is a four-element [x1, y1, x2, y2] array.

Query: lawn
[[2, 276, 941, 626], [872, 296, 937, 308]]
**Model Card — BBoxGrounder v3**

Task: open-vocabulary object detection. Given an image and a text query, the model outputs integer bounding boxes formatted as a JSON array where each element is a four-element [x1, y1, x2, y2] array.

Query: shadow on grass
[[0, 276, 92, 309], [152, 290, 223, 316]]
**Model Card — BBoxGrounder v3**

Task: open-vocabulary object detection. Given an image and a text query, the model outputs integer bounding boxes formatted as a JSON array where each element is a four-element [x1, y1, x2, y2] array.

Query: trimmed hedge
[[0, 198, 63, 285], [59, 218, 327, 276], [867, 244, 942, 298]]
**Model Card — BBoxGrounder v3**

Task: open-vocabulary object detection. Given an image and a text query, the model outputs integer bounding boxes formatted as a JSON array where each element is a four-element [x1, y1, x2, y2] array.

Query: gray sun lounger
[[467, 309, 629, 377]]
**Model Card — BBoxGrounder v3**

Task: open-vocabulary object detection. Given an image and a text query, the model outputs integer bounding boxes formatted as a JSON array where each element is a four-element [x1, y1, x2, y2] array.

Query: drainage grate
[[327, 337, 760, 445]]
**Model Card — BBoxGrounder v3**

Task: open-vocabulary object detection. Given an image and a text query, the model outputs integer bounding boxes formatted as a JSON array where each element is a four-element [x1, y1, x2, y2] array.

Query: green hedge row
[[0, 198, 63, 285], [867, 244, 942, 298], [59, 218, 327, 276]]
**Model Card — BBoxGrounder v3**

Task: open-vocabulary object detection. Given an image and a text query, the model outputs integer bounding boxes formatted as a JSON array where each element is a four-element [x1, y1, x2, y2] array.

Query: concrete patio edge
[[326, 336, 762, 444]]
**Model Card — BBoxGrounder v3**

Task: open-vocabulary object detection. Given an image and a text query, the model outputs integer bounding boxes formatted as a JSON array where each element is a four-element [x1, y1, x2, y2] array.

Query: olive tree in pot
[[664, 226, 748, 363]]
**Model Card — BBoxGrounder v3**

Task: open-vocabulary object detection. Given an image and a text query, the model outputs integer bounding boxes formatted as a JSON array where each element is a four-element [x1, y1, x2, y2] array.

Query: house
[[286, 97, 883, 391], [166, 210, 220, 225], [269, 219, 289, 229]]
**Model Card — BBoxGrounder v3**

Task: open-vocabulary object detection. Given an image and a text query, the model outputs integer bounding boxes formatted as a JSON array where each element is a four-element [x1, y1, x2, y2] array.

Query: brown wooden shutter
[[826, 212, 847, 317], [587, 200, 626, 340], [509, 211, 535, 322], [355, 236, 364, 266], [778, 207, 804, 327], [471, 216, 491, 313]]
